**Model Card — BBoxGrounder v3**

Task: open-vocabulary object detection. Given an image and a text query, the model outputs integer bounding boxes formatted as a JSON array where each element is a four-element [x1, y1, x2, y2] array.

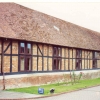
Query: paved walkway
[[35, 86, 100, 100], [0, 91, 42, 99], [0, 86, 100, 100]]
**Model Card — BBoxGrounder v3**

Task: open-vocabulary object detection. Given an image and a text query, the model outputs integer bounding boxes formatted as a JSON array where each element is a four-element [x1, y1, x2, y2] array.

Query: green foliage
[[70, 71, 83, 84], [7, 78, 100, 95]]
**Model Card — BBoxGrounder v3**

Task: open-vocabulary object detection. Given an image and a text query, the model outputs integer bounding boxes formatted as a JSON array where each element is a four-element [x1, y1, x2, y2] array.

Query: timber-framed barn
[[0, 3, 100, 89]]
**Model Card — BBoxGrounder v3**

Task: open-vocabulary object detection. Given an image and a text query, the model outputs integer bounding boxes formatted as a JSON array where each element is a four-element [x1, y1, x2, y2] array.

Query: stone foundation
[[0, 70, 100, 90]]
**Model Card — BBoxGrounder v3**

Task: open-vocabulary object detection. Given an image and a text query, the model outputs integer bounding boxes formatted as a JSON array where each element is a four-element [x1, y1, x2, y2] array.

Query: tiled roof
[[0, 3, 100, 50]]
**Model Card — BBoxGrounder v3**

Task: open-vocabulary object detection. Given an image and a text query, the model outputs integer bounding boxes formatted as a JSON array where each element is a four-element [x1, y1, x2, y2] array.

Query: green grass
[[6, 78, 100, 95]]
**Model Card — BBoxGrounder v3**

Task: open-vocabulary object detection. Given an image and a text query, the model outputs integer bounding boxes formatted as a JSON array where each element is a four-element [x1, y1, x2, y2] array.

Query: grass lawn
[[7, 78, 100, 95]]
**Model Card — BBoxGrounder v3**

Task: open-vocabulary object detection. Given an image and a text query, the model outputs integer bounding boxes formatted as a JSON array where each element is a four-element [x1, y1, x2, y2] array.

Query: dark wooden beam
[[10, 40, 12, 72], [64, 48, 66, 70], [37, 44, 38, 71], [37, 44, 43, 56], [72, 48, 73, 70], [42, 45, 44, 71], [18, 41, 20, 71], [1, 40, 5, 90], [84, 50, 85, 69], [4, 41, 11, 53], [47, 45, 49, 71], [1, 40, 4, 74], [68, 48, 70, 70]]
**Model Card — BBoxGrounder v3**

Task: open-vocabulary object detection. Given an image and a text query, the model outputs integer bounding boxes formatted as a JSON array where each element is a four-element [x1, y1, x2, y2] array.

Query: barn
[[0, 3, 100, 89]]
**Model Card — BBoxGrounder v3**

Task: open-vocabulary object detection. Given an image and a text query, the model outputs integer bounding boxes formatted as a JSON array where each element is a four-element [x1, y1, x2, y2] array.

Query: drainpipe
[[1, 40, 5, 90]]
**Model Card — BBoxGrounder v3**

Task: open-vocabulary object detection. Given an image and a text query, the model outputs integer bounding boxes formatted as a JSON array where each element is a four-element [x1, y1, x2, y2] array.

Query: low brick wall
[[0, 70, 100, 90]]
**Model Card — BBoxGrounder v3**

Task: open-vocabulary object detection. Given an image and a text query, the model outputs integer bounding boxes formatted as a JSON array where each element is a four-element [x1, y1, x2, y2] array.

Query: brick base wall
[[0, 70, 100, 90]]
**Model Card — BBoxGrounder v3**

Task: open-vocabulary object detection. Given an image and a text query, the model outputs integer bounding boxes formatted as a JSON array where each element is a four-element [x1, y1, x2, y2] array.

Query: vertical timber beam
[[64, 48, 66, 70], [37, 44, 38, 71], [72, 48, 73, 70], [84, 50, 85, 69], [87, 51, 88, 69], [89, 51, 90, 69], [1, 40, 5, 90], [30, 43, 32, 71], [42, 44, 44, 71], [68, 48, 70, 70], [81, 50, 82, 70], [47, 45, 49, 71], [10, 40, 12, 72]]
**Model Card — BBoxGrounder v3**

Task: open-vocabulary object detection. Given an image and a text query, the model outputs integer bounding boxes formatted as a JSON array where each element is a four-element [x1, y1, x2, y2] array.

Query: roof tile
[[0, 3, 100, 50]]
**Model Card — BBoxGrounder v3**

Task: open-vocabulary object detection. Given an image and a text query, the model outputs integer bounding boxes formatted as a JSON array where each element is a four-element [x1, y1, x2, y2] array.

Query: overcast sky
[[15, 2, 100, 33]]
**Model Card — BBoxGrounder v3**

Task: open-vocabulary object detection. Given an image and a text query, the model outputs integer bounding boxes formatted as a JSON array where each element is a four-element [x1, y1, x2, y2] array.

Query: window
[[20, 43, 25, 53], [19, 42, 32, 71], [76, 49, 82, 70], [20, 56, 25, 71], [27, 43, 31, 54], [52, 46, 61, 70], [92, 51, 97, 68]]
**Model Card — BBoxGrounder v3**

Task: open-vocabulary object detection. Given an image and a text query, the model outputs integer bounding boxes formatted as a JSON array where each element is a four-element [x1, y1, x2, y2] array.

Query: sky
[[2, 0, 100, 33]]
